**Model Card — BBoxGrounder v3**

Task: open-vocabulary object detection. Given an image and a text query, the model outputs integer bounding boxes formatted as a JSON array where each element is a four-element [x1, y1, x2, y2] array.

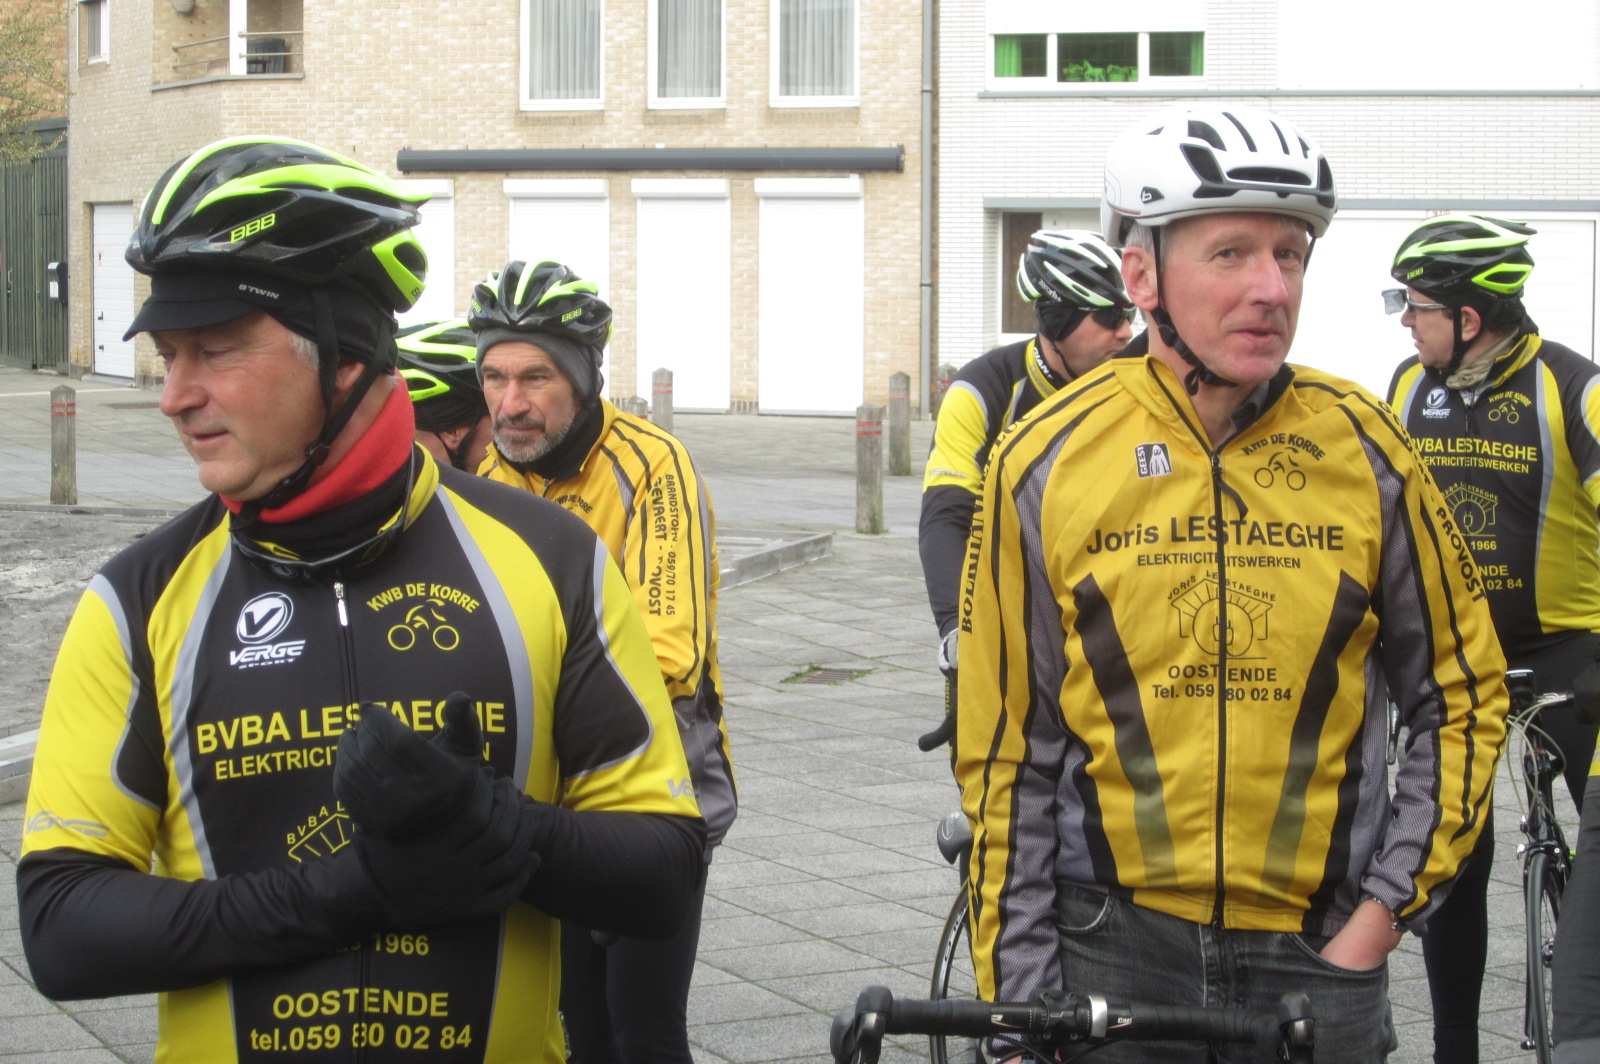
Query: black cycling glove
[[334, 694, 540, 927]]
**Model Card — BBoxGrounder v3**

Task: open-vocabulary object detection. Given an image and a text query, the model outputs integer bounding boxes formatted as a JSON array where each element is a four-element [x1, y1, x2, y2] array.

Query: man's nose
[[157, 353, 201, 417]]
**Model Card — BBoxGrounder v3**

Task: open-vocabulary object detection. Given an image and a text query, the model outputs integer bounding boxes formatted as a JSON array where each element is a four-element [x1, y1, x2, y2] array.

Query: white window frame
[[649, 0, 725, 109], [79, 0, 109, 65], [769, 0, 859, 108], [520, 0, 605, 111], [986, 29, 1206, 91]]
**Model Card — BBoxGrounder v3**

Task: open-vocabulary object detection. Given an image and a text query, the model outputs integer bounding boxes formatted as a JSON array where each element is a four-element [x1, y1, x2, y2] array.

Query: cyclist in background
[[470, 260, 734, 1064], [16, 138, 704, 1064], [958, 107, 1508, 1062], [1386, 215, 1600, 1063], [397, 318, 494, 473], [919, 229, 1134, 679]]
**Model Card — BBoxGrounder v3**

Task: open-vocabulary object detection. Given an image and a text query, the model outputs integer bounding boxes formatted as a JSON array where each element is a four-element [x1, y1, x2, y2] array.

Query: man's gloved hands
[[937, 628, 959, 679], [334, 693, 540, 928]]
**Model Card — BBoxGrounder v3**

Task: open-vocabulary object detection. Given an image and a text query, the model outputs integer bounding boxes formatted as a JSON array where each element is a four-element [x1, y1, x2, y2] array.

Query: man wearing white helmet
[[956, 107, 1509, 1061]]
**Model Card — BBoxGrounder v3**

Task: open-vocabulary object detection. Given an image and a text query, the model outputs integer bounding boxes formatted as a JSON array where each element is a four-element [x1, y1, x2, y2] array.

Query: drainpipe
[[919, 0, 936, 416]]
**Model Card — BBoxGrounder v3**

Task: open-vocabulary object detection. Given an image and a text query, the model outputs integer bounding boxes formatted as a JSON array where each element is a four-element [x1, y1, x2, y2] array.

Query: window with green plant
[[989, 29, 1204, 85], [1057, 33, 1137, 83]]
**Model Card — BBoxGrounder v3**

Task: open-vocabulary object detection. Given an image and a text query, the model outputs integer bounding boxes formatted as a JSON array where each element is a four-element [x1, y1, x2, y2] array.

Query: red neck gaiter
[[222, 383, 416, 524]]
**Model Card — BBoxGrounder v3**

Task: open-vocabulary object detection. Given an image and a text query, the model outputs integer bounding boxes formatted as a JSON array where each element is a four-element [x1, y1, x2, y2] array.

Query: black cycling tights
[[1421, 634, 1600, 1064], [559, 860, 709, 1064]]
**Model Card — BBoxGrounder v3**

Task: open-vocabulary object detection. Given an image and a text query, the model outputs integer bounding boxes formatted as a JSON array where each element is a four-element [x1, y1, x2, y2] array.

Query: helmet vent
[[1180, 143, 1225, 183], [1227, 167, 1312, 187], [1186, 120, 1225, 150]]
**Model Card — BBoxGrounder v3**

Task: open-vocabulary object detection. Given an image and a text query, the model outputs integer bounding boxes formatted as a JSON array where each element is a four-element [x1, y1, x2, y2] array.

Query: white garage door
[[1296, 210, 1598, 399], [756, 178, 865, 414], [397, 180, 457, 327], [91, 203, 136, 378], [634, 180, 730, 410]]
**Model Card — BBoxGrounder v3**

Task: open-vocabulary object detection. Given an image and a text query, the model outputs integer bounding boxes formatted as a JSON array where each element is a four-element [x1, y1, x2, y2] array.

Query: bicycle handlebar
[[830, 985, 1315, 1064]]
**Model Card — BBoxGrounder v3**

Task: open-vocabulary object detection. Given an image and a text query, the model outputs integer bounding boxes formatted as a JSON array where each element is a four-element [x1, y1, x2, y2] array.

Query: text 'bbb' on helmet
[[467, 260, 613, 348], [126, 135, 431, 313], [1101, 106, 1337, 247], [397, 319, 481, 403], [1390, 214, 1536, 302], [1016, 229, 1132, 309]]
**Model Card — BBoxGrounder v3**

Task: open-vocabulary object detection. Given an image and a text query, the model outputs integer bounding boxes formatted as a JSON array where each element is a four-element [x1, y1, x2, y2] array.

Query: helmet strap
[[1151, 227, 1238, 397], [243, 288, 393, 518]]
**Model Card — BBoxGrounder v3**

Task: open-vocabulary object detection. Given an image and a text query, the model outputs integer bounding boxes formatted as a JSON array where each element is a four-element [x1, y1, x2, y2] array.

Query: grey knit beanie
[[474, 327, 604, 402]]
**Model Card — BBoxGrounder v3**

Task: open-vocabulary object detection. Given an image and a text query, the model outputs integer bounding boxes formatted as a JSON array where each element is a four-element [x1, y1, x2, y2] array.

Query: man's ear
[[435, 424, 471, 450], [1458, 304, 1483, 345], [1121, 246, 1160, 312]]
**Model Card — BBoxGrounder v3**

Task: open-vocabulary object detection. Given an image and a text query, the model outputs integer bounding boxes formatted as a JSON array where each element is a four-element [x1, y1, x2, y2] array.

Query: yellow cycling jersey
[[1389, 333, 1600, 659], [22, 452, 699, 1063], [482, 399, 735, 847], [957, 354, 1508, 1004]]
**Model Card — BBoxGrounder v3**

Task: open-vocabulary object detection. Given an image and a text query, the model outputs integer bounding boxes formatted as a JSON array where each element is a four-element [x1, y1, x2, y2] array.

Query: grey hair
[[286, 329, 319, 371], [1123, 222, 1156, 255]]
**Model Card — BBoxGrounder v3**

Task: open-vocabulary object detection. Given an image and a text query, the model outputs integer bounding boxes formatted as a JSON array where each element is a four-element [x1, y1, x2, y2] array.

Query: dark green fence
[[0, 124, 68, 373]]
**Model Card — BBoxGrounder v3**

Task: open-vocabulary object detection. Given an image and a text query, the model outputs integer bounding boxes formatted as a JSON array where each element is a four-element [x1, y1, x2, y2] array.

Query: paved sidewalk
[[0, 366, 1572, 1063]]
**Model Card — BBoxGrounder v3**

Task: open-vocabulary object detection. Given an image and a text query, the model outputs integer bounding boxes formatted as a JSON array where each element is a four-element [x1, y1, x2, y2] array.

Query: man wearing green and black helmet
[[17, 139, 705, 1064], [471, 259, 734, 1064], [397, 318, 494, 472], [1386, 214, 1600, 1064]]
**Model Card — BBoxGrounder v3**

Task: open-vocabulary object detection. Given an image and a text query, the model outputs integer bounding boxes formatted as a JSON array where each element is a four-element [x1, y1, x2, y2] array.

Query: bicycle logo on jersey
[[1487, 391, 1532, 425], [1253, 449, 1306, 491], [387, 598, 462, 652]]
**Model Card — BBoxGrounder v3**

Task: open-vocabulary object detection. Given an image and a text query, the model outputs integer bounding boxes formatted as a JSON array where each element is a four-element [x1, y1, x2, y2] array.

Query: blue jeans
[[1055, 882, 1398, 1063]]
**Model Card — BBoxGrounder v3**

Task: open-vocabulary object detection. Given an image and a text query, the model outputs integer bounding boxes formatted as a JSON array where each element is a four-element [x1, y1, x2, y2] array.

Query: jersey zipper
[[1208, 450, 1230, 931], [333, 579, 371, 1064]]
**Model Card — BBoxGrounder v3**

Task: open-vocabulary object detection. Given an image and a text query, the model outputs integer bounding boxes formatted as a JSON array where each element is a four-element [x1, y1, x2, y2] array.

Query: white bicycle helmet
[[1016, 230, 1131, 310], [1101, 106, 1336, 247]]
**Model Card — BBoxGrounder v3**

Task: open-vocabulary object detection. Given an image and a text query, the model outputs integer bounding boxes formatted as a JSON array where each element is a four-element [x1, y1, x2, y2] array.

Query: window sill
[[520, 99, 605, 112], [768, 96, 860, 109], [981, 79, 1204, 96], [648, 98, 727, 110]]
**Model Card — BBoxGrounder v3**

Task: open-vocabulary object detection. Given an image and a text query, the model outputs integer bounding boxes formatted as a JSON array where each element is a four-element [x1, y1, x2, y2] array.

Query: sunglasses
[[1091, 306, 1134, 329], [1382, 288, 1451, 316]]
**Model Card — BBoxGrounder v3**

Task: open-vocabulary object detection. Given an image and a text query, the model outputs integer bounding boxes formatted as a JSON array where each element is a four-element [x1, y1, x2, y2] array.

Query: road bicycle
[[1504, 667, 1579, 1064], [831, 983, 1315, 1064]]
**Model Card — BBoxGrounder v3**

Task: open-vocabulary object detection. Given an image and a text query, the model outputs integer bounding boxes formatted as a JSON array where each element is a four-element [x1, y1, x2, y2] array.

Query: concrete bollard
[[651, 368, 674, 433], [50, 384, 77, 505], [618, 395, 650, 421], [888, 371, 911, 476], [856, 402, 884, 534], [932, 363, 956, 417]]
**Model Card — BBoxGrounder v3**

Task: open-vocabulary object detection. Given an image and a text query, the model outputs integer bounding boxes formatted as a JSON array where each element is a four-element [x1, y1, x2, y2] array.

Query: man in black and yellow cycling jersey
[[16, 139, 704, 1064], [958, 107, 1508, 1063], [919, 229, 1134, 680], [470, 260, 734, 1064], [1385, 214, 1600, 1063], [397, 318, 494, 473]]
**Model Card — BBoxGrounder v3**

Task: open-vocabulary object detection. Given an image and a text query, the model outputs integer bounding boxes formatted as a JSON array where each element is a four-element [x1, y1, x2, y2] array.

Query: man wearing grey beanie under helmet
[[471, 260, 736, 1064]]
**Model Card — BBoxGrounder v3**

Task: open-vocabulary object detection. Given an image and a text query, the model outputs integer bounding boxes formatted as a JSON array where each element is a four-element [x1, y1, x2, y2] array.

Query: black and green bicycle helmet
[[468, 260, 613, 347], [127, 135, 430, 314], [1391, 214, 1537, 378], [398, 319, 481, 407], [1390, 214, 1535, 303]]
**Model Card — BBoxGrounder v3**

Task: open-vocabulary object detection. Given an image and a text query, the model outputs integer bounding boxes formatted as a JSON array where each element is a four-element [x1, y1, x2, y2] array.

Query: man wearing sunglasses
[[919, 229, 1135, 685], [1386, 214, 1600, 1064]]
